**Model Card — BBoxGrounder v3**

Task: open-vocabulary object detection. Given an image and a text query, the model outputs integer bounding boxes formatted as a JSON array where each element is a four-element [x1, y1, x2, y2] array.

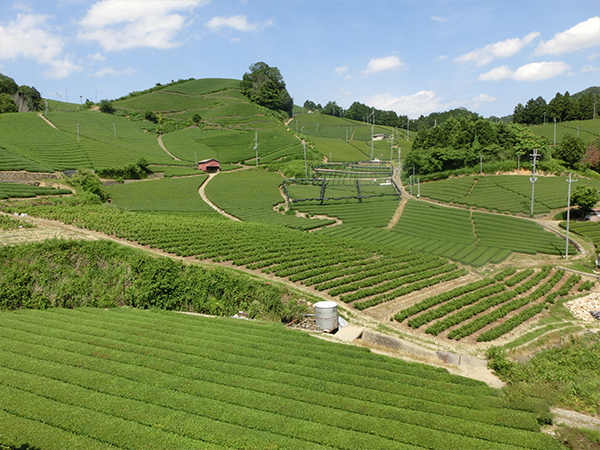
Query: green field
[[105, 176, 220, 217], [395, 266, 580, 342], [529, 118, 600, 144], [0, 113, 91, 171], [0, 307, 561, 450], [320, 199, 573, 266], [46, 111, 178, 168], [419, 175, 600, 215], [205, 170, 335, 230], [0, 182, 71, 199], [162, 128, 302, 164]]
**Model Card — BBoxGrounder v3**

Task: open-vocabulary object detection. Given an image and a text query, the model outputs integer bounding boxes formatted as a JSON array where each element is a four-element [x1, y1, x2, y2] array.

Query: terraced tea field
[[205, 171, 336, 230], [0, 113, 90, 171], [105, 175, 221, 217], [0, 307, 562, 450], [394, 266, 583, 342], [419, 175, 600, 215], [0, 183, 71, 199], [320, 200, 571, 266]]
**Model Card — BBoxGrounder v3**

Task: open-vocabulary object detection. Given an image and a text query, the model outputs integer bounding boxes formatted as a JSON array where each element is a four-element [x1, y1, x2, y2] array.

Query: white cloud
[[364, 55, 403, 74], [472, 94, 497, 103], [93, 66, 136, 78], [363, 91, 444, 118], [0, 13, 83, 79], [88, 52, 107, 62], [478, 65, 514, 81], [431, 16, 446, 22], [512, 61, 570, 81], [535, 16, 600, 56], [478, 61, 571, 82], [437, 55, 449, 61], [581, 65, 599, 73], [334, 64, 348, 75], [456, 31, 540, 66], [206, 15, 273, 32], [78, 0, 206, 51]]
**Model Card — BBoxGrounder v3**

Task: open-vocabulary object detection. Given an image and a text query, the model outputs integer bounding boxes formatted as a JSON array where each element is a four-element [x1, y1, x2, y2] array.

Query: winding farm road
[[197, 173, 241, 221], [157, 135, 182, 161]]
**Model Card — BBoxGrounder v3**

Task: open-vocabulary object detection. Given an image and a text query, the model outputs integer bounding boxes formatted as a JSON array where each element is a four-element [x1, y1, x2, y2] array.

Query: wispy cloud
[[334, 64, 348, 75], [535, 16, 600, 56], [456, 32, 540, 66], [364, 91, 444, 118], [77, 0, 206, 51], [0, 13, 83, 79], [93, 66, 136, 78], [478, 61, 571, 81], [364, 55, 403, 74], [431, 16, 446, 22], [206, 15, 273, 32]]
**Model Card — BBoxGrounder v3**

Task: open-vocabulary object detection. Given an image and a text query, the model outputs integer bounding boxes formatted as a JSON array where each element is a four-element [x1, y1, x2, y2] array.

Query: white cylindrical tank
[[314, 301, 338, 332]]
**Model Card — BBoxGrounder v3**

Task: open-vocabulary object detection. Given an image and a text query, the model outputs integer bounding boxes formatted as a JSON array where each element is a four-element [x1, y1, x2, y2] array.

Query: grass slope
[[105, 175, 220, 217], [420, 175, 600, 215], [0, 308, 562, 450]]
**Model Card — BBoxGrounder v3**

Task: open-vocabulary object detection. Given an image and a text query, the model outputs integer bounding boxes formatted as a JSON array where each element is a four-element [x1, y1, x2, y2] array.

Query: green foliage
[[96, 158, 150, 180], [571, 184, 600, 212], [405, 118, 550, 176], [240, 62, 293, 116], [555, 133, 586, 168], [143, 110, 158, 123], [192, 113, 202, 125], [0, 74, 18, 95], [98, 99, 115, 114], [493, 333, 600, 415], [0, 93, 17, 114], [65, 168, 108, 203], [0, 215, 35, 230], [0, 239, 305, 321]]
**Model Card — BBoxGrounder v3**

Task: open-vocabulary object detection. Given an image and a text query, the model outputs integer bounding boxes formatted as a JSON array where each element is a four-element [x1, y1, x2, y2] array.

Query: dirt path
[[551, 407, 600, 431], [157, 135, 182, 161], [385, 197, 407, 229], [37, 113, 58, 129], [197, 173, 241, 221]]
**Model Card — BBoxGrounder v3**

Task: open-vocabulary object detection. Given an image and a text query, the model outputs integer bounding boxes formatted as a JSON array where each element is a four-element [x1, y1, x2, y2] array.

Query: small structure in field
[[372, 133, 386, 141], [198, 159, 220, 173]]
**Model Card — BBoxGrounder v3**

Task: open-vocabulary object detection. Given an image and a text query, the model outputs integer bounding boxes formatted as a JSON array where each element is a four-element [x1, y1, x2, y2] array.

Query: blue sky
[[1, 0, 599, 118]]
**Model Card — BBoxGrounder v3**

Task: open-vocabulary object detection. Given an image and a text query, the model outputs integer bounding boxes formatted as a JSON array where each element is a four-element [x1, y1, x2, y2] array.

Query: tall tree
[[554, 133, 585, 168], [240, 62, 293, 116]]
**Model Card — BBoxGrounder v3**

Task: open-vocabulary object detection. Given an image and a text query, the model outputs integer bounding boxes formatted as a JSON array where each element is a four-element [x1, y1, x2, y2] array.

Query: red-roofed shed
[[198, 158, 220, 173]]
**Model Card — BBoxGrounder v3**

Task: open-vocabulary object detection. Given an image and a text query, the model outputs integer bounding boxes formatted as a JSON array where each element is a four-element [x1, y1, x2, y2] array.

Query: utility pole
[[113, 121, 116, 139], [77, 123, 80, 143], [79, 95, 82, 111], [530, 149, 539, 216], [254, 131, 258, 166], [409, 175, 413, 196], [553, 118, 557, 145], [407, 119, 410, 140], [480, 152, 483, 175], [565, 173, 577, 259], [303, 140, 307, 178], [417, 178, 420, 198]]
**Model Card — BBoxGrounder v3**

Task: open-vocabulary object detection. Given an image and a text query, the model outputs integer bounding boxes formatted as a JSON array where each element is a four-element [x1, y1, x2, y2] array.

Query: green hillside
[[0, 308, 561, 450], [529, 118, 600, 144], [0, 78, 306, 172]]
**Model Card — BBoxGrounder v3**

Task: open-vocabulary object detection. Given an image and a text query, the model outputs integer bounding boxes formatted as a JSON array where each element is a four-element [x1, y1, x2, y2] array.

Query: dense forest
[[513, 89, 599, 125]]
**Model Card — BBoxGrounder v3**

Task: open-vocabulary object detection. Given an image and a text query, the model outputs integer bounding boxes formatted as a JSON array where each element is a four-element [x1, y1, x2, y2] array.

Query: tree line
[[513, 88, 599, 125]]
